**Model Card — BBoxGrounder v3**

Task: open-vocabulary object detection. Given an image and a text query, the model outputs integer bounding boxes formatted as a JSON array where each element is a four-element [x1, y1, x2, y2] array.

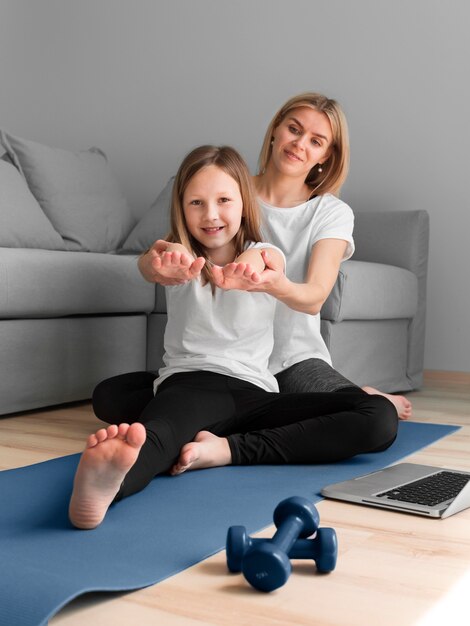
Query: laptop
[[321, 463, 470, 518]]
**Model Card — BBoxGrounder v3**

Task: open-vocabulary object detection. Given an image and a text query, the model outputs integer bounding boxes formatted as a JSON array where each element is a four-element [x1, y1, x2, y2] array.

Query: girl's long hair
[[167, 145, 262, 290], [258, 92, 350, 197]]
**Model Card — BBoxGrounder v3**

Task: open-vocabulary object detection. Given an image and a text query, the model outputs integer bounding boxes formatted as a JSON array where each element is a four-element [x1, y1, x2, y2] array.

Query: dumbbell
[[235, 496, 334, 592], [226, 525, 337, 575]]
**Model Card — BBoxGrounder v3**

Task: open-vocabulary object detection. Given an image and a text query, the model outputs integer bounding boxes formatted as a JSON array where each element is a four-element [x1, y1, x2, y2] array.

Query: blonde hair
[[168, 145, 262, 290], [258, 92, 350, 197]]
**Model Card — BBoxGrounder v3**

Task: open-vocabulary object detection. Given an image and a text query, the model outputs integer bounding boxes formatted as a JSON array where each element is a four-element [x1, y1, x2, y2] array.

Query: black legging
[[93, 371, 157, 424], [92, 359, 360, 425], [115, 371, 397, 500]]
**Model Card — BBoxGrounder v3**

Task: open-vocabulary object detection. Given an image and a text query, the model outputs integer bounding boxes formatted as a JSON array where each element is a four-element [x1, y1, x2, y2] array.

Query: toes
[[87, 433, 99, 448], [127, 423, 146, 448], [117, 423, 130, 439], [170, 464, 187, 476], [107, 424, 119, 438], [86, 423, 143, 448], [95, 428, 109, 443], [176, 443, 198, 469]]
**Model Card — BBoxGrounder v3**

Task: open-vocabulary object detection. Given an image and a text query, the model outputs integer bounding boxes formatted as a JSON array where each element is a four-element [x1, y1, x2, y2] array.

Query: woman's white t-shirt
[[155, 242, 285, 394], [259, 194, 355, 374]]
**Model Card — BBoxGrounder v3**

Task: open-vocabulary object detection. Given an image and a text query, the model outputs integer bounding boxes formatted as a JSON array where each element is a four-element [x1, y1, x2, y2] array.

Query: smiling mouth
[[202, 226, 225, 234], [284, 149, 302, 162]]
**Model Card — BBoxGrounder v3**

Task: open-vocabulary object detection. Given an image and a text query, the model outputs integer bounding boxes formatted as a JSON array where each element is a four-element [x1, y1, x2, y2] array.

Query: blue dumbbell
[[237, 496, 333, 592], [226, 524, 337, 574]]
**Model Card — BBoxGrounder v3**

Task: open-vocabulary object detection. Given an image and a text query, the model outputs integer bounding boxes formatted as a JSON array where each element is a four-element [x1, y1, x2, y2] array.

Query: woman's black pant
[[113, 371, 398, 501]]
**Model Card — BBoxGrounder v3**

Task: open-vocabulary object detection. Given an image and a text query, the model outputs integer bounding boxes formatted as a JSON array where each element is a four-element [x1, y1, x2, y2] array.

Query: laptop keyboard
[[376, 471, 470, 507]]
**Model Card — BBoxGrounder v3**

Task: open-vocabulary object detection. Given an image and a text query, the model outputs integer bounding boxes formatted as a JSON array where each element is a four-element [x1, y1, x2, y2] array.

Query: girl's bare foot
[[362, 386, 412, 420], [69, 423, 146, 529], [170, 431, 231, 476]]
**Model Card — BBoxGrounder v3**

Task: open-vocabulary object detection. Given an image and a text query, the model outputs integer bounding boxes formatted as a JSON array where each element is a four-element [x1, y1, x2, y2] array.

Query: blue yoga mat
[[0, 421, 459, 626]]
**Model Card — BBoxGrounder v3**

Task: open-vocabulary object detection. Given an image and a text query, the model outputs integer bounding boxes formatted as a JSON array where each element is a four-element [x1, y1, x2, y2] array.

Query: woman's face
[[270, 106, 333, 180]]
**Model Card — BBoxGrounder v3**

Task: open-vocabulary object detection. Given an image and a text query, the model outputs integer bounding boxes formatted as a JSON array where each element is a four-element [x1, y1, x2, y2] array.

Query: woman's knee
[[276, 359, 359, 393]]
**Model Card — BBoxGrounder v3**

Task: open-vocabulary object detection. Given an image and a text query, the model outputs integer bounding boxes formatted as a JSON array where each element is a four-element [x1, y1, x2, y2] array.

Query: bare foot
[[170, 431, 231, 476], [69, 423, 146, 529], [362, 386, 412, 420]]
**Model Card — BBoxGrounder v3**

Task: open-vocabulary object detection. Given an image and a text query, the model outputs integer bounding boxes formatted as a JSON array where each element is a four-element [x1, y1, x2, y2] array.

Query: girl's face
[[270, 106, 332, 181], [183, 165, 243, 265]]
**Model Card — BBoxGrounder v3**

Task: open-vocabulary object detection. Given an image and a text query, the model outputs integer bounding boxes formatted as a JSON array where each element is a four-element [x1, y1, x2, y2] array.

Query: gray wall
[[1, 0, 469, 373]]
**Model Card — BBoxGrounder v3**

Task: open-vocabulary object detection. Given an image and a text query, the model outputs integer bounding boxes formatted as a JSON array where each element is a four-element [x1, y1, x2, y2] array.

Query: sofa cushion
[[0, 160, 65, 250], [0, 248, 155, 318], [0, 131, 135, 253], [321, 260, 418, 322], [121, 177, 173, 252]]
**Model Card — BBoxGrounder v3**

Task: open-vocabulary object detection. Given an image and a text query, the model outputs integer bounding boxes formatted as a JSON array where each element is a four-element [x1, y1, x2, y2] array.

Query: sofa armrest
[[353, 210, 429, 277], [345, 210, 430, 390]]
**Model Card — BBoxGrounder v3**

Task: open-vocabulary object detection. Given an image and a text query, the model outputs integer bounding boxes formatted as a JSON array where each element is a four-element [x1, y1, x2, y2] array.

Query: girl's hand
[[139, 240, 205, 285], [211, 262, 263, 291], [216, 249, 285, 293]]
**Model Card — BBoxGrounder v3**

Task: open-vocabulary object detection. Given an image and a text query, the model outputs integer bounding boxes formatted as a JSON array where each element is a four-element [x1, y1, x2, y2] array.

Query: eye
[[219, 197, 231, 203], [311, 138, 321, 146], [288, 125, 301, 135], [189, 199, 202, 206]]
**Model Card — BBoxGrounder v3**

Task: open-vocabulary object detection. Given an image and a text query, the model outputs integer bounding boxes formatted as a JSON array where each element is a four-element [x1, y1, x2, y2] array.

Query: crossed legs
[[70, 373, 398, 529]]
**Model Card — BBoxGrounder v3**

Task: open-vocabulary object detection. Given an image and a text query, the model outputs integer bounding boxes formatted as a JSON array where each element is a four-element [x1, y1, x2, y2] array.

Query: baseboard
[[424, 369, 470, 386]]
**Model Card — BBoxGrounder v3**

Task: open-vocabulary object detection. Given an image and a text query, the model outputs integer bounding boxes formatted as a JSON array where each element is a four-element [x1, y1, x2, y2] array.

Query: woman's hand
[[246, 249, 286, 293], [138, 240, 205, 285]]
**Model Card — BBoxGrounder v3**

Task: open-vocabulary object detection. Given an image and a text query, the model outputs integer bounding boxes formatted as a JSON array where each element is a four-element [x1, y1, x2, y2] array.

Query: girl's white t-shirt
[[155, 242, 285, 394], [259, 193, 355, 374]]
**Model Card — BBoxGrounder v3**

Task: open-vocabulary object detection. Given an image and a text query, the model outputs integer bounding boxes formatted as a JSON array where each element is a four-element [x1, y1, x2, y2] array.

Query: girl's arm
[[232, 238, 348, 314], [138, 240, 205, 285], [212, 247, 285, 291]]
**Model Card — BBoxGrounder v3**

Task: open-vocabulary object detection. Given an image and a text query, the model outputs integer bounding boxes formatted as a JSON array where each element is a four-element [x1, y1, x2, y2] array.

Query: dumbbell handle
[[290, 538, 322, 558], [270, 514, 303, 553], [227, 526, 337, 574]]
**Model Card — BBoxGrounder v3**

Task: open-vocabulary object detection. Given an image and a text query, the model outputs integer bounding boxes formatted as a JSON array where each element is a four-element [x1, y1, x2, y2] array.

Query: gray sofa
[[0, 133, 429, 416]]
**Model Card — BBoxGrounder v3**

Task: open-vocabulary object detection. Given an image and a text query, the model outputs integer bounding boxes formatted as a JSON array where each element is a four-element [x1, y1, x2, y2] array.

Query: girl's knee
[[92, 376, 127, 423]]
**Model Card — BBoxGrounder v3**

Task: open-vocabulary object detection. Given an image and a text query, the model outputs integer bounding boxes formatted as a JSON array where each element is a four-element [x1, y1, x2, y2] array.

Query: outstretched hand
[[212, 249, 285, 293], [139, 240, 205, 285], [211, 262, 263, 291]]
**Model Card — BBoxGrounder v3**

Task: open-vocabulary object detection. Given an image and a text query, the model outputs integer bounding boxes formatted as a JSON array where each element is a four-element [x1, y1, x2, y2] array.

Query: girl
[[69, 145, 397, 530]]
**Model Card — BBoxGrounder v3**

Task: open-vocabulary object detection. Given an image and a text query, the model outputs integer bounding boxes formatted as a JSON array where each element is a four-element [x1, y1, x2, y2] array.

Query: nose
[[293, 134, 308, 149], [203, 201, 219, 221]]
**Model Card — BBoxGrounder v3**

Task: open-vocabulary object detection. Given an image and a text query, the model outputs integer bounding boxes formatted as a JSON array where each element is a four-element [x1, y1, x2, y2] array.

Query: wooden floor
[[1, 371, 469, 626]]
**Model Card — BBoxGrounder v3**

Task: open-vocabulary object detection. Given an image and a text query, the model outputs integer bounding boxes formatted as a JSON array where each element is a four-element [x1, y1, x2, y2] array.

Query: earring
[[317, 164, 323, 173]]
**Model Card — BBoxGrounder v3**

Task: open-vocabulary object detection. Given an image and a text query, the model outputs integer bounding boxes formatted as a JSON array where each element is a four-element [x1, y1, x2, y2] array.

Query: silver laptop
[[321, 463, 470, 518]]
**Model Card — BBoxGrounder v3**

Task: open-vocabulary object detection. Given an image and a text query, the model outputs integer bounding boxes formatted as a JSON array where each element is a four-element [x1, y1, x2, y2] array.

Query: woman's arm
[[241, 239, 348, 314], [138, 240, 205, 285], [272, 239, 348, 314]]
